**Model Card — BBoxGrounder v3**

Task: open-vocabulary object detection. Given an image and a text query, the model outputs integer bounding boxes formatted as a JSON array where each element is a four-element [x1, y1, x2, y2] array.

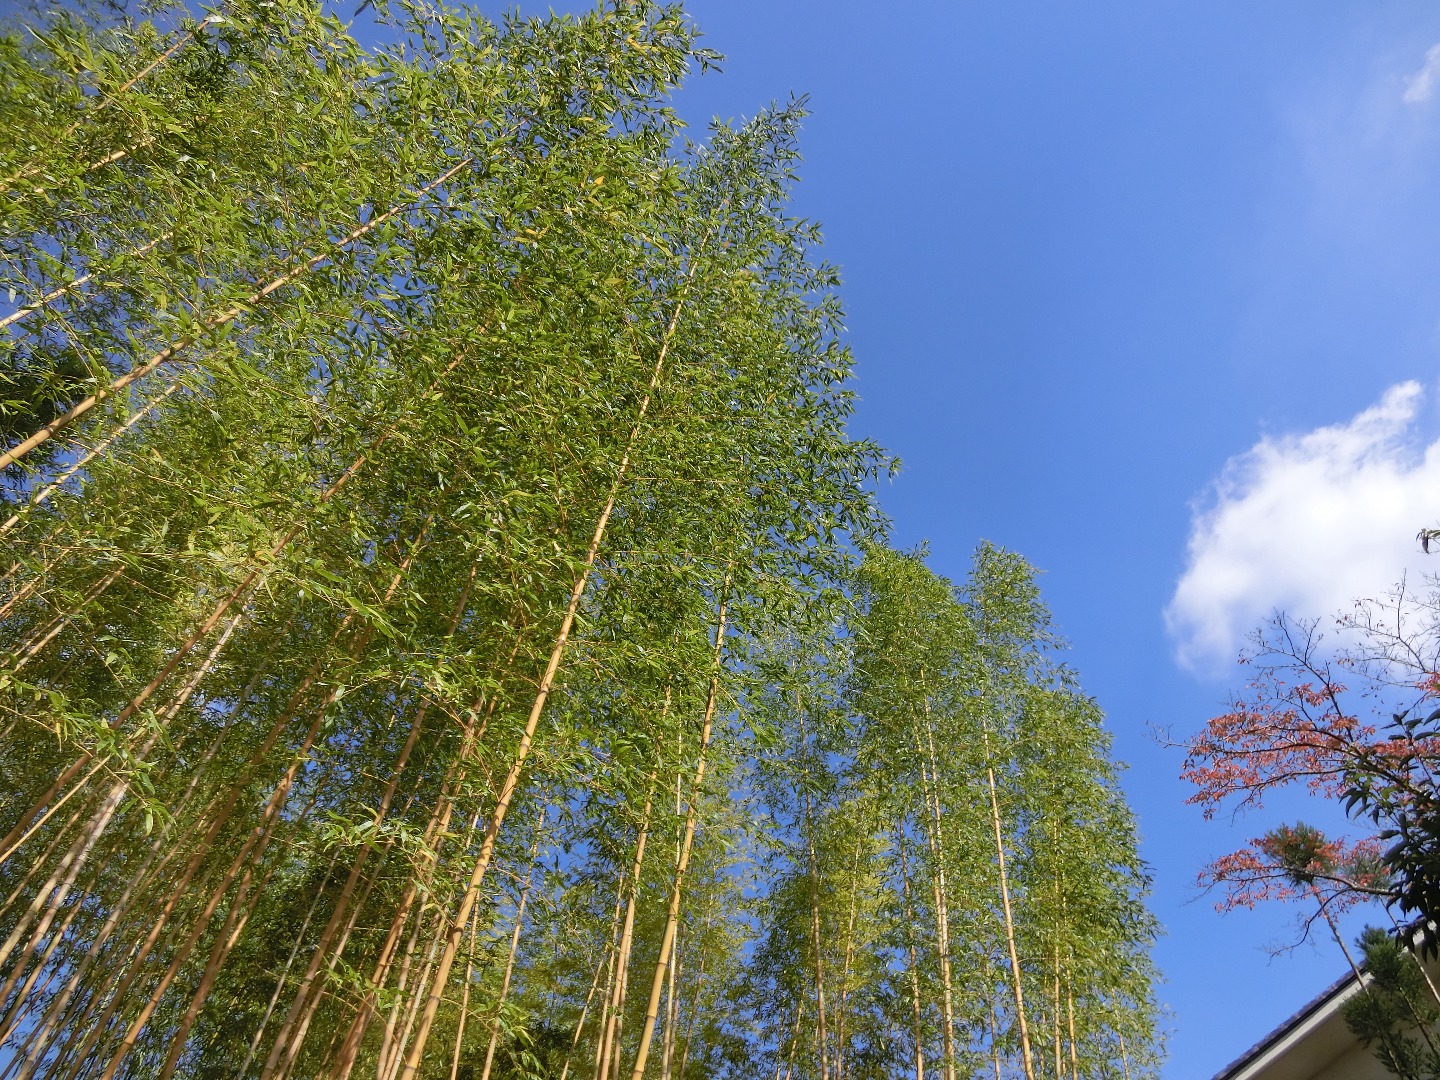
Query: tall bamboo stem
[[628, 584, 728, 1080], [397, 246, 708, 1080], [478, 806, 546, 1080]]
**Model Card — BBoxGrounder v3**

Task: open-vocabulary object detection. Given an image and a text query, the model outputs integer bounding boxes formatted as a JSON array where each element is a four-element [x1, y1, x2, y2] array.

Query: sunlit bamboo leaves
[[0, 2, 1157, 1076]]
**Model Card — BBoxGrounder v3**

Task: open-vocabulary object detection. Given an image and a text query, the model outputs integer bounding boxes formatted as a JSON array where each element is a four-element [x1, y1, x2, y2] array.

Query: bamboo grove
[[0, 2, 1161, 1077]]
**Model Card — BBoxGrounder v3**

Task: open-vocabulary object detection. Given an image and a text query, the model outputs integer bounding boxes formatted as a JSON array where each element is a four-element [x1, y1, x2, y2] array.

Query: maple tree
[[1183, 579, 1440, 933]]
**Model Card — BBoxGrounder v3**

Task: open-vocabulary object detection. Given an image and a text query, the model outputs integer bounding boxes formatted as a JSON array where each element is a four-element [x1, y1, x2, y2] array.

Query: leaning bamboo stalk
[[478, 806, 547, 1080], [0, 566, 50, 622], [274, 841, 392, 1077], [259, 535, 448, 1077], [628, 586, 729, 1080], [2, 19, 214, 193], [0, 156, 473, 473], [980, 712, 1035, 1080], [557, 867, 633, 1080], [0, 805, 81, 922], [327, 826, 438, 1080], [0, 376, 183, 535], [327, 772, 471, 1080], [161, 546, 428, 1079], [373, 895, 429, 1080], [7, 566, 124, 671], [0, 770, 133, 993], [0, 371, 439, 867], [0, 231, 174, 333], [396, 246, 709, 1080], [0, 808, 125, 1038], [897, 837, 925, 1080], [0, 891, 87, 1057], [0, 759, 106, 869], [69, 541, 398, 978], [598, 757, 662, 1080], [0, 566, 265, 865], [0, 783, 123, 978], [365, 787, 495, 1080]]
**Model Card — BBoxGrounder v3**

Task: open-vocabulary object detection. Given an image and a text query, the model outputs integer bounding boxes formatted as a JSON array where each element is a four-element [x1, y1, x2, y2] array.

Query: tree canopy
[[0, 3, 1161, 1076]]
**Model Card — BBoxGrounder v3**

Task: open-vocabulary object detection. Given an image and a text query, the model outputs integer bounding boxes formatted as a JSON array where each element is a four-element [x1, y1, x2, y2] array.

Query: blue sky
[[657, 1, 1440, 1075]]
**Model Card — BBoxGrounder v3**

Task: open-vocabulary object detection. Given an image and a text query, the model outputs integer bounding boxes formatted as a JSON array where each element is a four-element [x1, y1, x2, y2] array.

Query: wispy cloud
[[1404, 43, 1440, 103], [1166, 382, 1440, 672]]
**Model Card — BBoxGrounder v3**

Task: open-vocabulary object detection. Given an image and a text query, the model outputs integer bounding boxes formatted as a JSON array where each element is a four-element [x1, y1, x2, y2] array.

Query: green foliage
[[1344, 928, 1440, 1080], [0, 3, 1160, 1077]]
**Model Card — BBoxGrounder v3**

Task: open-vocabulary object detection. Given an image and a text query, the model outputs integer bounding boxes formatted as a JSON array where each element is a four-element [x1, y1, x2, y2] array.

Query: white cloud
[[1404, 44, 1440, 103], [1166, 381, 1440, 672]]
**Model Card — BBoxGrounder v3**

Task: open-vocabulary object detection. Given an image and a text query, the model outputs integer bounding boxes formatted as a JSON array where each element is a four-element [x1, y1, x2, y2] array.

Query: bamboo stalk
[[658, 928, 679, 1080], [0, 157, 473, 472], [834, 835, 863, 1080], [981, 711, 1036, 1080], [915, 687, 956, 1080], [897, 834, 925, 1080], [478, 806, 546, 1080], [599, 756, 662, 1080], [627, 585, 728, 1080], [396, 245, 708, 1080], [803, 786, 828, 1080], [0, 231, 173, 333], [7, 567, 124, 671], [1065, 970, 1078, 1080], [382, 908, 447, 1080]]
